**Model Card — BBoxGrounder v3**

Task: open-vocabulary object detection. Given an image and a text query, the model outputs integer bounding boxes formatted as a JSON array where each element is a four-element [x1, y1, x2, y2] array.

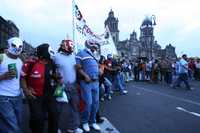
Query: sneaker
[[110, 90, 114, 94], [121, 90, 128, 94], [67, 129, 74, 133], [91, 123, 101, 131], [108, 95, 112, 100], [82, 123, 90, 132], [100, 97, 105, 102], [74, 128, 83, 133], [189, 87, 194, 90]]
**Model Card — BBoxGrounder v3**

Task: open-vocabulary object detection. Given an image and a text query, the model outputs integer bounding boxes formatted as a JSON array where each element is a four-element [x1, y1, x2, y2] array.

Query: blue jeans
[[103, 77, 112, 96], [113, 73, 125, 93], [80, 81, 99, 124], [0, 95, 23, 133], [174, 73, 191, 89]]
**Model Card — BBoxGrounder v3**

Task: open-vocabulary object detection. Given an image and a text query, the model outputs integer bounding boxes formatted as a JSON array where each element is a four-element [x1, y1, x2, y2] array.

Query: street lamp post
[[150, 15, 156, 60], [152, 15, 156, 26]]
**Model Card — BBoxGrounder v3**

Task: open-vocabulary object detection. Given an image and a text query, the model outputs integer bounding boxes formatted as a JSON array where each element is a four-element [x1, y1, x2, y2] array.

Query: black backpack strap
[[86, 51, 98, 63]]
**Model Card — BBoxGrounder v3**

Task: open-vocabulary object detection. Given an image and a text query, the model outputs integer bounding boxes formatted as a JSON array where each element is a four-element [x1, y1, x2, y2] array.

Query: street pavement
[[102, 80, 200, 133], [22, 80, 200, 133]]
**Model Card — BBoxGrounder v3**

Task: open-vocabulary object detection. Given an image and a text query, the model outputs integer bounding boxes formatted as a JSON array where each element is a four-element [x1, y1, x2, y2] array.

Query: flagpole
[[72, 0, 76, 53]]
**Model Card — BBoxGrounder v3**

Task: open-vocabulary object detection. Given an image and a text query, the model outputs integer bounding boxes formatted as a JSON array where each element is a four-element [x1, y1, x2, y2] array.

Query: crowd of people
[[0, 37, 128, 133], [119, 55, 200, 89], [0, 36, 199, 133]]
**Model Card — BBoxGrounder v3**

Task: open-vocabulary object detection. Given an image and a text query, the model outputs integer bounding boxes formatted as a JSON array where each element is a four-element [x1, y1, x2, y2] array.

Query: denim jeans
[[103, 77, 112, 95], [80, 81, 99, 124], [0, 95, 23, 133], [174, 73, 191, 89], [113, 73, 125, 93]]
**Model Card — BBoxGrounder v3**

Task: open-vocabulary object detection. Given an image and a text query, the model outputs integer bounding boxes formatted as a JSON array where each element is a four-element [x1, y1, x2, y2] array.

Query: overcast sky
[[0, 0, 200, 57]]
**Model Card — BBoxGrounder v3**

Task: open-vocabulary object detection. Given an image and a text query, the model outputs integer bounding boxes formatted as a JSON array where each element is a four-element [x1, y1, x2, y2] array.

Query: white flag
[[72, 0, 101, 49], [100, 25, 118, 57]]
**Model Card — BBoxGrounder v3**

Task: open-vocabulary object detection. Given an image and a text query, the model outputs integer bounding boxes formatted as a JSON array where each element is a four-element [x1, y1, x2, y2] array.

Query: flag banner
[[72, 0, 118, 56], [73, 1, 101, 42], [100, 25, 118, 57]]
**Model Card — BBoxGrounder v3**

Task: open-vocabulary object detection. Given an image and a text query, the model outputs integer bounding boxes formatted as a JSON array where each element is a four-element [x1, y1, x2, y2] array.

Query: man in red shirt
[[21, 43, 58, 133]]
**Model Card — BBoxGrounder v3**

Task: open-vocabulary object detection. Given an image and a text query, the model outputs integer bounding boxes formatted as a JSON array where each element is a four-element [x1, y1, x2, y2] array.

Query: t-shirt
[[0, 54, 22, 96], [21, 60, 45, 96], [54, 53, 76, 84], [195, 62, 200, 69], [76, 49, 99, 80], [54, 53, 77, 103], [179, 59, 188, 74]]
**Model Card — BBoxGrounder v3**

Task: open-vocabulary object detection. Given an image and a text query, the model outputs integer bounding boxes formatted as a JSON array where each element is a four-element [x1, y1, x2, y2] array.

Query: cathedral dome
[[109, 9, 114, 17], [141, 16, 152, 26]]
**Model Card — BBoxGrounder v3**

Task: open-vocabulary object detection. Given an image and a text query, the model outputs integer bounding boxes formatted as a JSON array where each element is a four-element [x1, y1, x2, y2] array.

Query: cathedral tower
[[104, 9, 119, 45], [139, 16, 156, 59]]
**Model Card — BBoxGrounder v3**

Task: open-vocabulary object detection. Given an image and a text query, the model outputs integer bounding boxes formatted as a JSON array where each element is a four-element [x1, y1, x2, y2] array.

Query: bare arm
[[20, 77, 36, 98], [0, 71, 16, 81], [75, 64, 91, 82]]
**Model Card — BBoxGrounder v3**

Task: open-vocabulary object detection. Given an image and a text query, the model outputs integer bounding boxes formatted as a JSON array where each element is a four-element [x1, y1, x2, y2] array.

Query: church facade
[[104, 10, 177, 60]]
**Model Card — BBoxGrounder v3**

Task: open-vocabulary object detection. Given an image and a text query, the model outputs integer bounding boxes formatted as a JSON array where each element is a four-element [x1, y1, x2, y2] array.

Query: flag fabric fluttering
[[73, 4, 101, 40], [72, 0, 118, 57], [72, 0, 101, 52], [100, 25, 118, 57]]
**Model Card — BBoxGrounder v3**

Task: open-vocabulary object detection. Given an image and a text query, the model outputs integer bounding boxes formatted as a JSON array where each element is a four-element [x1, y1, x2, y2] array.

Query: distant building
[[140, 16, 156, 59], [161, 44, 177, 59], [0, 16, 35, 55], [104, 10, 177, 60], [104, 9, 119, 45], [0, 16, 19, 52]]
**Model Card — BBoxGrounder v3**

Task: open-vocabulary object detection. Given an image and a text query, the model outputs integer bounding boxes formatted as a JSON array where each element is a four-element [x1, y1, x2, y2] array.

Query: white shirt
[[54, 52, 77, 102], [54, 53, 76, 84], [195, 62, 200, 69], [0, 54, 22, 96]]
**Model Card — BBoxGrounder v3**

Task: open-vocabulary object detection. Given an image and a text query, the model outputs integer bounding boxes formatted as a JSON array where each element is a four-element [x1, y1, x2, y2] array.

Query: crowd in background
[[119, 56, 200, 85]]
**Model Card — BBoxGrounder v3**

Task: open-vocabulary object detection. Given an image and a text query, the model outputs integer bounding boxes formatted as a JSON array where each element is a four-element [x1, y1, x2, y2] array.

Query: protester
[[21, 43, 58, 133], [111, 56, 128, 94], [172, 54, 193, 90], [152, 59, 159, 83], [195, 60, 200, 80], [75, 39, 101, 132], [0, 37, 23, 133], [54, 39, 83, 133], [99, 55, 112, 100], [146, 60, 152, 81], [188, 59, 195, 80], [134, 61, 139, 81], [164, 58, 173, 84], [96, 55, 108, 124]]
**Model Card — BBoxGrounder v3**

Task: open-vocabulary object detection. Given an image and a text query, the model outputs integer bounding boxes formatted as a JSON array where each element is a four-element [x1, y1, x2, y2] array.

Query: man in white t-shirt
[[54, 40, 83, 133], [0, 37, 23, 132]]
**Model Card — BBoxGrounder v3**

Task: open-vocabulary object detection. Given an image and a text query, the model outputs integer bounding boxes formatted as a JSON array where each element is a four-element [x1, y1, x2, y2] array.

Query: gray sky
[[0, 0, 200, 57]]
